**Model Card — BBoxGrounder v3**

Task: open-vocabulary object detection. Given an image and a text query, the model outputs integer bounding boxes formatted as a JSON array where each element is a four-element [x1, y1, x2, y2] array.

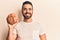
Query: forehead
[[23, 4, 32, 8]]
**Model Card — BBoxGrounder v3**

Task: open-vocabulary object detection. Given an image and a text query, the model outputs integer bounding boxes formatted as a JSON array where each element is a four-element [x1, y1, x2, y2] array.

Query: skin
[[22, 4, 33, 23], [40, 34, 47, 40], [6, 13, 18, 40], [7, 4, 46, 40]]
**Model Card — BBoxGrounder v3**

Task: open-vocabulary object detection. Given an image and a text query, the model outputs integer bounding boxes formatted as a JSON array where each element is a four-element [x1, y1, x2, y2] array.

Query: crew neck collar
[[21, 20, 34, 24]]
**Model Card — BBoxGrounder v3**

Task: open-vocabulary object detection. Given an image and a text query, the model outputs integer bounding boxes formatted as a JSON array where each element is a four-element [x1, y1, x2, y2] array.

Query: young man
[[7, 1, 46, 40]]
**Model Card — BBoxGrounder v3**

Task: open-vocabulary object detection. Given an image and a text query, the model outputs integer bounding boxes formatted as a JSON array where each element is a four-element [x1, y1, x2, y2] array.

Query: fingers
[[8, 23, 17, 29]]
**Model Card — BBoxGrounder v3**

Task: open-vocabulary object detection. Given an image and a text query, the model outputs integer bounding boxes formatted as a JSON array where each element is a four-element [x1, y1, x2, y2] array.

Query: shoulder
[[33, 21, 41, 26], [14, 21, 23, 29], [32, 21, 42, 30]]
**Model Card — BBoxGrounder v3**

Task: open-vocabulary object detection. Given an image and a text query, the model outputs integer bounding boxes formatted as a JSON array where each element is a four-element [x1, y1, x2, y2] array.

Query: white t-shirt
[[13, 21, 44, 40]]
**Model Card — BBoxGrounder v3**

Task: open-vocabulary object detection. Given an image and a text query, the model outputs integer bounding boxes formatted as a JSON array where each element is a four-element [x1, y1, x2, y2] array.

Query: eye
[[29, 8, 32, 11], [23, 8, 26, 11]]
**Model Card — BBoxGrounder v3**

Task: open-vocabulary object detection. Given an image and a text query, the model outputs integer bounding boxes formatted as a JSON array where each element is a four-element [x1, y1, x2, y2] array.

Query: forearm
[[7, 28, 16, 40], [40, 34, 47, 40]]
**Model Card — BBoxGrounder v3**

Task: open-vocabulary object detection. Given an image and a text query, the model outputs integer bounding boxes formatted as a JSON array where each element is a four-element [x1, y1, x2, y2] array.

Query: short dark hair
[[22, 1, 33, 9]]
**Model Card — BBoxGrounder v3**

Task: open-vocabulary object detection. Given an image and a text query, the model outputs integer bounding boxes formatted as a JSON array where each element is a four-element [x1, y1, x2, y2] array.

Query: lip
[[26, 14, 30, 15]]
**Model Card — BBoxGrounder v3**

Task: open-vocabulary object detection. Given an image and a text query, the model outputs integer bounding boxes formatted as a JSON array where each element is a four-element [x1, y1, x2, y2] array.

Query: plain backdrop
[[0, 0, 60, 40]]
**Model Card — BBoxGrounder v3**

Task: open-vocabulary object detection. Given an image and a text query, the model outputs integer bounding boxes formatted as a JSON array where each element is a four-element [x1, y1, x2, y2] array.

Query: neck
[[23, 18, 32, 23]]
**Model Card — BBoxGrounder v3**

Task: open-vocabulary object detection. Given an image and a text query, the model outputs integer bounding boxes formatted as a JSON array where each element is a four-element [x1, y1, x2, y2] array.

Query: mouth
[[23, 13, 32, 19], [25, 13, 31, 15], [26, 13, 30, 16]]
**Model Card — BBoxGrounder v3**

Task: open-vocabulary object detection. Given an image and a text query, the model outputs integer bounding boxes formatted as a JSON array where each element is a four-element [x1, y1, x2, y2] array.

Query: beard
[[23, 12, 32, 19]]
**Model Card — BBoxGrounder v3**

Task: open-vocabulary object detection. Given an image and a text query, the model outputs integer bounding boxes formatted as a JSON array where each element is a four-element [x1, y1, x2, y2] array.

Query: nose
[[26, 9, 29, 13]]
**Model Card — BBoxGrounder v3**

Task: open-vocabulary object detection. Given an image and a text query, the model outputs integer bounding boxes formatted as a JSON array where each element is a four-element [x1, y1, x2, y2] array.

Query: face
[[22, 4, 33, 19]]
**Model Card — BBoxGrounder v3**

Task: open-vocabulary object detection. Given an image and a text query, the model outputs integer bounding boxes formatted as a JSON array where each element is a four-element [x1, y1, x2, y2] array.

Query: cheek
[[30, 10, 33, 13], [23, 10, 26, 13]]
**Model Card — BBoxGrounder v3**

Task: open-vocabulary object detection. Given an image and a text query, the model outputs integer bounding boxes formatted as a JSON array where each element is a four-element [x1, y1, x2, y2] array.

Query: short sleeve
[[12, 28, 18, 39], [39, 24, 45, 35], [13, 28, 17, 35]]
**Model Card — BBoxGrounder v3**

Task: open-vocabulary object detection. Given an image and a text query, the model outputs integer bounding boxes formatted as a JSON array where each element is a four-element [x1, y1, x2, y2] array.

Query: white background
[[0, 0, 60, 40]]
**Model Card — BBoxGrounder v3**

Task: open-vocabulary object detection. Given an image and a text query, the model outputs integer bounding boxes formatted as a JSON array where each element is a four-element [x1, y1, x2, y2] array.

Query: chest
[[16, 24, 40, 40], [17, 27, 40, 40]]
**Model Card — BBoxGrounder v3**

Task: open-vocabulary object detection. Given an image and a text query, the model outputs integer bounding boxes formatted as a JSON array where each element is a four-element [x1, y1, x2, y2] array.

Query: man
[[7, 1, 46, 40]]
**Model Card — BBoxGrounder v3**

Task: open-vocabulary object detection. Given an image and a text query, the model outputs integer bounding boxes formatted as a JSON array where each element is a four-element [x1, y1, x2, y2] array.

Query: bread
[[6, 13, 18, 25]]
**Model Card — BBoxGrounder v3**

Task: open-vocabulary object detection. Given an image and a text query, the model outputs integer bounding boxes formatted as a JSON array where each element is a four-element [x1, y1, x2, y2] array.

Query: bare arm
[[6, 13, 18, 40], [6, 25, 17, 40], [39, 33, 47, 40]]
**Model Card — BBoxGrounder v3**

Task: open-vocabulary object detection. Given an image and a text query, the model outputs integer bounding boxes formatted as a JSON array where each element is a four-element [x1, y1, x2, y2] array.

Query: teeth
[[27, 14, 30, 15]]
